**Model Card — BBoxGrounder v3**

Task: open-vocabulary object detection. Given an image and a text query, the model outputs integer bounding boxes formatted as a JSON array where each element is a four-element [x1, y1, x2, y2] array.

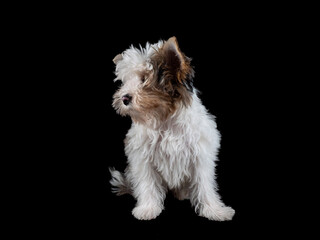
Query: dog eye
[[141, 76, 146, 83]]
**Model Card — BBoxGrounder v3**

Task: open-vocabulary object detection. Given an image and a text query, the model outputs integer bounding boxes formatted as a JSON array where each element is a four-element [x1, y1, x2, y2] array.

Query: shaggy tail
[[109, 168, 131, 196]]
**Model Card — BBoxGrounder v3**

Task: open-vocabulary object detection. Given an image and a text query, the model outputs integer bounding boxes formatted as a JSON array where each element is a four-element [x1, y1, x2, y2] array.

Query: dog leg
[[190, 155, 235, 221], [128, 160, 166, 220]]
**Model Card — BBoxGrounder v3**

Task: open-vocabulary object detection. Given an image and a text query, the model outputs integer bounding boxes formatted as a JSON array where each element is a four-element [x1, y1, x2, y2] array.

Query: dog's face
[[112, 37, 194, 125]]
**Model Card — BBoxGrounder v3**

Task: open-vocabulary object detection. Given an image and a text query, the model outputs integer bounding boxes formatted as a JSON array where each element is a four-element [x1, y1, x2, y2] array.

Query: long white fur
[[110, 40, 235, 221]]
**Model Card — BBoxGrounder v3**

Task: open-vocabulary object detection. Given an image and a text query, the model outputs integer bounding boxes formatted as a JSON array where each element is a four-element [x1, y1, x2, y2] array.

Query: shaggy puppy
[[110, 37, 235, 221]]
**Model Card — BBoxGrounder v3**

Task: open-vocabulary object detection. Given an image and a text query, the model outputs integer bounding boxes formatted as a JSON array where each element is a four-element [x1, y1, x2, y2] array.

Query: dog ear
[[113, 54, 123, 64], [162, 37, 185, 72], [161, 37, 194, 86], [150, 37, 194, 107]]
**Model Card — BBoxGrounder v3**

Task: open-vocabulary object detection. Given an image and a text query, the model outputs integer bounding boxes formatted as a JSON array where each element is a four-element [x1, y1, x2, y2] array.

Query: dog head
[[112, 37, 194, 126]]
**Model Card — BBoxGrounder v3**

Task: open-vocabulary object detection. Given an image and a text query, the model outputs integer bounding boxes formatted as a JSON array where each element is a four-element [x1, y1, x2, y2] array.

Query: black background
[[32, 4, 298, 238]]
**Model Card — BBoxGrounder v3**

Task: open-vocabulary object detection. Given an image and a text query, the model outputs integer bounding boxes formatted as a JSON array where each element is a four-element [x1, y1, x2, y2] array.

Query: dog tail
[[109, 168, 131, 196]]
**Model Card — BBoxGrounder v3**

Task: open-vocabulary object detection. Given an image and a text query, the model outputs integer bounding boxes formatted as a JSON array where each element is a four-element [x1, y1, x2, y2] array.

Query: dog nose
[[122, 94, 132, 106]]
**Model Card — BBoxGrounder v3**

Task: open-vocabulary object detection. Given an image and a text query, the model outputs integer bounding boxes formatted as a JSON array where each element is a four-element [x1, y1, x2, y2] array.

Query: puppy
[[110, 37, 235, 221]]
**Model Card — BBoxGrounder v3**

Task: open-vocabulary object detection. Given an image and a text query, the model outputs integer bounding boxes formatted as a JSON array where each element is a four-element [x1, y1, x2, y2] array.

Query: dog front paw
[[200, 205, 235, 221], [132, 204, 163, 220]]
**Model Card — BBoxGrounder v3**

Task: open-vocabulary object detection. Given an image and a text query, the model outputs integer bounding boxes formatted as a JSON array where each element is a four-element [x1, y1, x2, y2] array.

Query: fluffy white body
[[110, 37, 235, 221]]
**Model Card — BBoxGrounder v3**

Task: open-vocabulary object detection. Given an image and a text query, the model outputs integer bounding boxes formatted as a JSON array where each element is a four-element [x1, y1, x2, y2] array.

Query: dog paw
[[132, 205, 163, 220], [200, 205, 235, 221]]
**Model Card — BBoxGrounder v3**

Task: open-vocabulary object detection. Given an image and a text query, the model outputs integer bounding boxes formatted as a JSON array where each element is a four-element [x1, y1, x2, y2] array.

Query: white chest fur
[[125, 124, 195, 189], [124, 95, 220, 190]]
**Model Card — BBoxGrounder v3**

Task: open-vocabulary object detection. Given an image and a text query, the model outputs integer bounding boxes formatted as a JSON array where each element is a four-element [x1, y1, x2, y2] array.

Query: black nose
[[122, 94, 132, 106]]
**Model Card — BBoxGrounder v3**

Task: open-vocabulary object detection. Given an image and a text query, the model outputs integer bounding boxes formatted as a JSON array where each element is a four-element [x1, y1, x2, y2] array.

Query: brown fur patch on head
[[151, 36, 194, 107], [132, 87, 175, 124]]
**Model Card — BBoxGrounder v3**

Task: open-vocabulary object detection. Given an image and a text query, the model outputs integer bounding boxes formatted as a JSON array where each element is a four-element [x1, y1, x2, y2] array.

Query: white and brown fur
[[110, 37, 235, 221]]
